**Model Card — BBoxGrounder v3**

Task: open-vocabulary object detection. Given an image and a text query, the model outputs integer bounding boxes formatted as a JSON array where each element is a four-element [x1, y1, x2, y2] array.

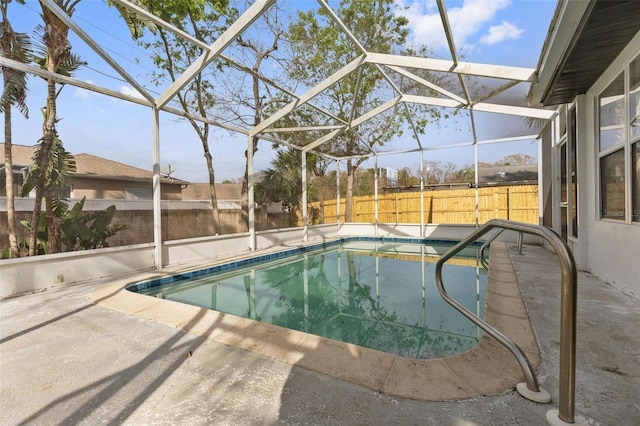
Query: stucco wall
[[581, 31, 640, 298], [0, 198, 294, 251], [70, 177, 182, 200]]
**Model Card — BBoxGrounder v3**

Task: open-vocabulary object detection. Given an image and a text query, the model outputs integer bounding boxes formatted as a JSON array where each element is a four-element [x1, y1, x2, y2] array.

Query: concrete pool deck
[[1, 243, 639, 425]]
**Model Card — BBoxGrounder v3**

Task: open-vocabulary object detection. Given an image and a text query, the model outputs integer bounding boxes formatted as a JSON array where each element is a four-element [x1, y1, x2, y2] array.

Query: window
[[125, 188, 153, 200], [600, 150, 625, 220], [633, 142, 640, 222], [61, 185, 73, 199], [599, 73, 625, 152], [569, 107, 578, 237], [631, 56, 640, 222], [598, 54, 640, 223], [555, 104, 578, 241], [0, 168, 26, 197]]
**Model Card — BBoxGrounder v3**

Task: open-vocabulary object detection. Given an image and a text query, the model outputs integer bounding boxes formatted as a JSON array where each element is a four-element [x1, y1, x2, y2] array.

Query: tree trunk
[[203, 150, 221, 234], [4, 108, 19, 257], [345, 159, 355, 222], [45, 194, 59, 253], [241, 136, 260, 230], [28, 79, 57, 255]]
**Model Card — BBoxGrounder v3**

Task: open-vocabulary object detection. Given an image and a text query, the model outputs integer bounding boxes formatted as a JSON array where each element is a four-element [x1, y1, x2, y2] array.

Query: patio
[[1, 243, 638, 425]]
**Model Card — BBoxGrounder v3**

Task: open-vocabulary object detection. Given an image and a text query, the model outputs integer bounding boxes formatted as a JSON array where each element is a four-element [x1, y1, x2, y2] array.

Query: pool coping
[[90, 240, 540, 401]]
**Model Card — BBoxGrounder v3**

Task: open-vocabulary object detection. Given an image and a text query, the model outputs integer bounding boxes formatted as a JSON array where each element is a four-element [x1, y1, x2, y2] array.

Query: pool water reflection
[[134, 241, 487, 359]]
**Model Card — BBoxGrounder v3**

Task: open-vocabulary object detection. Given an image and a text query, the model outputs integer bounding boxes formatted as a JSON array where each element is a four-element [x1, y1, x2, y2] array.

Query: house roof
[[478, 164, 538, 185], [529, 0, 640, 106], [0, 143, 188, 185], [0, 143, 33, 168]]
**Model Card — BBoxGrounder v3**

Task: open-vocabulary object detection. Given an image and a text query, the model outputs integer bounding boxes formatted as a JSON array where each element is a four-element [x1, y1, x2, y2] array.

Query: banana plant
[[2, 196, 129, 258], [58, 197, 129, 251]]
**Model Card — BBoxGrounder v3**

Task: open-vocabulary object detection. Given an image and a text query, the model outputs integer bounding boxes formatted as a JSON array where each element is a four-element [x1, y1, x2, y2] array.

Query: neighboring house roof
[[478, 164, 538, 185], [0, 143, 188, 185], [0, 143, 33, 167], [182, 183, 242, 201], [73, 153, 188, 184], [529, 0, 640, 106]]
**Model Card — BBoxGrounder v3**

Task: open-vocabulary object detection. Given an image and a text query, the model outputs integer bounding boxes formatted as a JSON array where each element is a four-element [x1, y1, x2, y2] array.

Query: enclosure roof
[[2, 0, 557, 163], [529, 0, 640, 107]]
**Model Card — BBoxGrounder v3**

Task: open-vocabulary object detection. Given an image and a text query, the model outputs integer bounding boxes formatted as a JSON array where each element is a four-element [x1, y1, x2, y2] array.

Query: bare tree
[[126, 0, 234, 234], [211, 4, 286, 229]]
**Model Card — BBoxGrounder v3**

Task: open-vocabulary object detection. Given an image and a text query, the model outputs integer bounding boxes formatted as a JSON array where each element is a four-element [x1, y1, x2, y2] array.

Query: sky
[[6, 0, 558, 183]]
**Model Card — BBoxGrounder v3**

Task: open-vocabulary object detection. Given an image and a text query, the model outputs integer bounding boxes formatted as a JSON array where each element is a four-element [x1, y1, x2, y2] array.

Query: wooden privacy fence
[[307, 185, 539, 225]]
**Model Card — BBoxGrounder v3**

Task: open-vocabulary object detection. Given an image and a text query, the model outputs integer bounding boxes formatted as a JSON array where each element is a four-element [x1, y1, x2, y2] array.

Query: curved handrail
[[479, 229, 524, 268], [479, 229, 504, 268], [435, 219, 577, 423]]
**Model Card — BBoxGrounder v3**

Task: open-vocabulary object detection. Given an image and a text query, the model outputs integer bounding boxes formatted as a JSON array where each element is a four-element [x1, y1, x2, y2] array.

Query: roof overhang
[[529, 0, 640, 107], [72, 174, 189, 185]]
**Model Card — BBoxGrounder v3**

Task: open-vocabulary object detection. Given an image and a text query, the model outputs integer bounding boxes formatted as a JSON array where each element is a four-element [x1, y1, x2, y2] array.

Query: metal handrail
[[435, 219, 577, 423], [479, 229, 505, 268], [479, 229, 524, 268]]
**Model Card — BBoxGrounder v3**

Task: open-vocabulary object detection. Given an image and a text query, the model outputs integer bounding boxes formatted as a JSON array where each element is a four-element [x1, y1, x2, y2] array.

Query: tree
[[397, 166, 419, 187], [0, 0, 31, 258], [255, 148, 302, 214], [255, 147, 318, 217], [126, 0, 233, 235], [494, 153, 536, 166], [287, 0, 434, 221], [24, 0, 84, 255], [20, 126, 77, 253], [422, 160, 460, 184], [210, 4, 286, 229]]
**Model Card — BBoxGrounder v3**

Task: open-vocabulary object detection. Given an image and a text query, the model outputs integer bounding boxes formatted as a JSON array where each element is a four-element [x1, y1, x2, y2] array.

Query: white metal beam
[[0, 57, 153, 107], [366, 53, 536, 82], [156, 0, 276, 109], [111, 0, 345, 126], [317, 0, 368, 54], [302, 127, 345, 152], [302, 151, 308, 241], [152, 108, 162, 267], [41, 0, 156, 104], [437, 0, 459, 66], [402, 94, 554, 119], [350, 96, 402, 128], [251, 55, 366, 137], [385, 65, 467, 104], [265, 125, 344, 133]]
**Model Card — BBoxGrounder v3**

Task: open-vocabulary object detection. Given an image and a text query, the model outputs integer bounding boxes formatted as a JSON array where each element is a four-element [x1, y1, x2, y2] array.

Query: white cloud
[[397, 0, 512, 52], [480, 21, 524, 45], [119, 85, 144, 100]]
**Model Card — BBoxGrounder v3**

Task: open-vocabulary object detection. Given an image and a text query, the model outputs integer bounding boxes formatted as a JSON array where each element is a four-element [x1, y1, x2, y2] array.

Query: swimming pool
[[93, 239, 539, 401], [129, 238, 487, 359]]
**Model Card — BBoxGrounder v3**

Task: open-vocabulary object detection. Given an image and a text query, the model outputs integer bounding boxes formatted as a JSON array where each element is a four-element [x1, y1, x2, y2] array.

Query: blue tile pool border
[[127, 236, 482, 293]]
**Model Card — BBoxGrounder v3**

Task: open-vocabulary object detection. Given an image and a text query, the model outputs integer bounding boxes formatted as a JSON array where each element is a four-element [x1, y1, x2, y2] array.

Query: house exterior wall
[[70, 177, 183, 200], [539, 129, 553, 228], [566, 32, 640, 298]]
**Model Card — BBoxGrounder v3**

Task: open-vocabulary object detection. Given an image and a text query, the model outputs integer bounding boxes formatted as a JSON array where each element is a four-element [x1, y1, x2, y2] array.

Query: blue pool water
[[130, 238, 487, 359]]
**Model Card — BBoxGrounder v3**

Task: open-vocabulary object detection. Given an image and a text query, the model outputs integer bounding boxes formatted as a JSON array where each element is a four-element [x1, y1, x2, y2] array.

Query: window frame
[[597, 54, 640, 225]]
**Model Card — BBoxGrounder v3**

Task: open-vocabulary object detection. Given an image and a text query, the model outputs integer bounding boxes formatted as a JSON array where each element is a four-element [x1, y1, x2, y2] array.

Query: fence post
[[395, 189, 399, 224]]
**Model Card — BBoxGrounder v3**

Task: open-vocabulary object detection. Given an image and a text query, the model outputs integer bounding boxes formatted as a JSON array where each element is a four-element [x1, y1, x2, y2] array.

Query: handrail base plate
[[516, 382, 551, 403], [546, 409, 590, 425]]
